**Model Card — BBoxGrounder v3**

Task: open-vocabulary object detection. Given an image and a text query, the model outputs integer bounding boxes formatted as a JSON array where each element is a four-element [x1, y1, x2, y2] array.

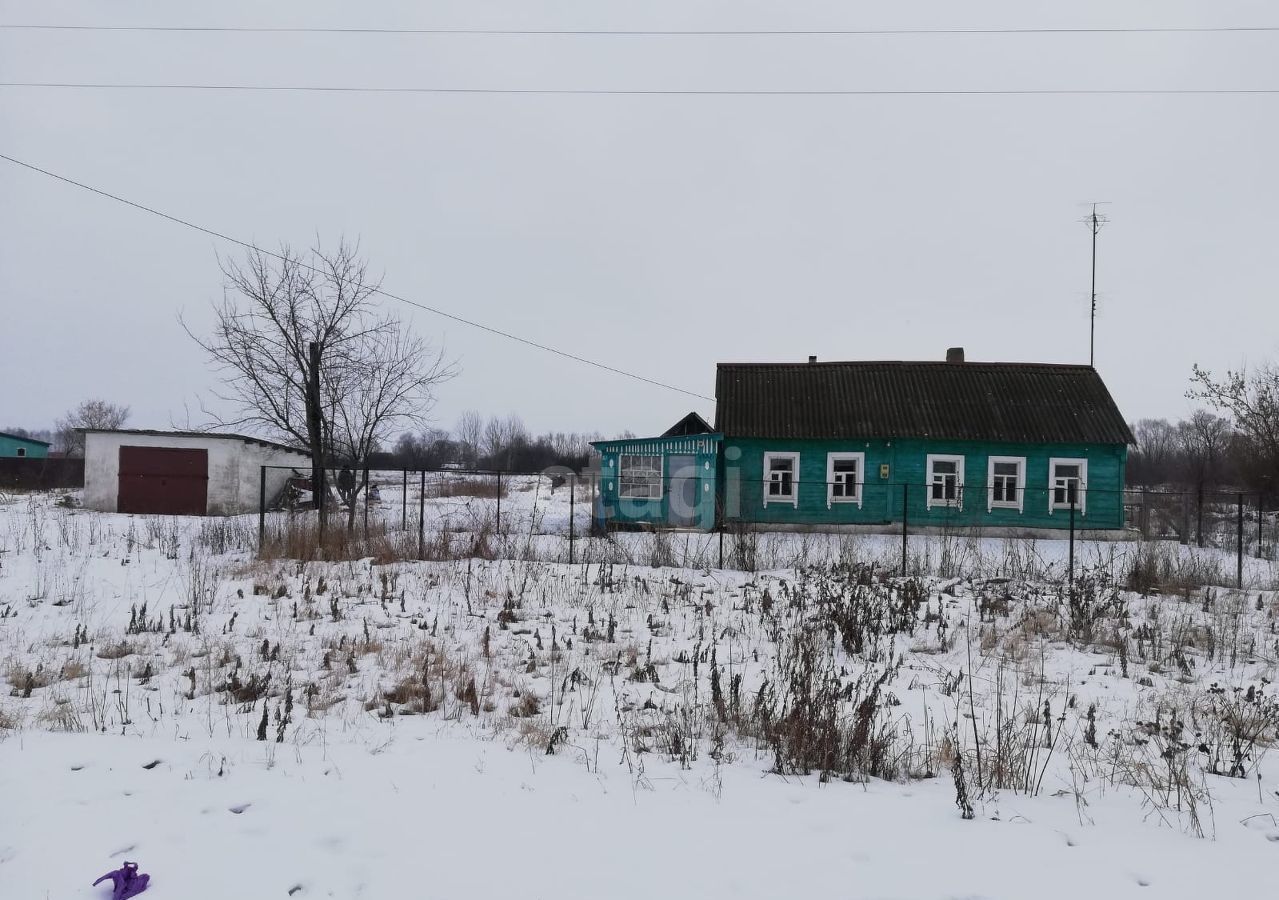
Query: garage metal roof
[[80, 429, 310, 456], [714, 361, 1135, 445]]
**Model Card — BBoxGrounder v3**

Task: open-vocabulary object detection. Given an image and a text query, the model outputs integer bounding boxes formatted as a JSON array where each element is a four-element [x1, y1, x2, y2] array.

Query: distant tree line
[[1, 425, 55, 446], [374, 411, 602, 472], [4, 398, 130, 456], [1129, 361, 1279, 500]]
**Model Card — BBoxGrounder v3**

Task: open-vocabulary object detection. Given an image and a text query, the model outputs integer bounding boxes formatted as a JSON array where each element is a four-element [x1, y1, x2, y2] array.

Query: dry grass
[[424, 478, 507, 500], [514, 717, 555, 750], [303, 674, 346, 715], [259, 515, 419, 564], [381, 675, 438, 712], [36, 696, 82, 732], [60, 659, 89, 681], [95, 641, 135, 660], [258, 510, 505, 565], [509, 691, 541, 719], [1123, 542, 1226, 596], [5, 661, 59, 692]]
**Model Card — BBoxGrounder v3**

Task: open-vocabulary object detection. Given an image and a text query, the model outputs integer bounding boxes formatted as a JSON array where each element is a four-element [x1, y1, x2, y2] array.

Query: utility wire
[[4, 23, 1279, 36], [3, 82, 1279, 96], [0, 151, 713, 402]]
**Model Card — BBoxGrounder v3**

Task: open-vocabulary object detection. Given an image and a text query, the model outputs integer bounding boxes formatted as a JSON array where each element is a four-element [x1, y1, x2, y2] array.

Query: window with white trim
[[618, 454, 663, 500], [16, 447, 26, 458], [987, 456, 1025, 512], [763, 452, 800, 506], [926, 455, 965, 509], [1049, 458, 1087, 514], [826, 452, 864, 508]]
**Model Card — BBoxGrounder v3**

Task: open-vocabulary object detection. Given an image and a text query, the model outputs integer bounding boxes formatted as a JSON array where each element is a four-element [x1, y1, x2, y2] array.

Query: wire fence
[[255, 464, 1277, 586], [719, 480, 1271, 546], [256, 465, 594, 564]]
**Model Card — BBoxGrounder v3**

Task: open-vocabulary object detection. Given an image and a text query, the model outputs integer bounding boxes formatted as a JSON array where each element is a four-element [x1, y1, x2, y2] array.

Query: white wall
[[83, 432, 309, 515], [235, 443, 312, 515]]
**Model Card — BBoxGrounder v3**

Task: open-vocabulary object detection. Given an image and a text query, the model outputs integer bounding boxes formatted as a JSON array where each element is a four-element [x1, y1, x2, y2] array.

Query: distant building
[[82, 429, 310, 516], [0, 431, 50, 459], [592, 349, 1135, 536]]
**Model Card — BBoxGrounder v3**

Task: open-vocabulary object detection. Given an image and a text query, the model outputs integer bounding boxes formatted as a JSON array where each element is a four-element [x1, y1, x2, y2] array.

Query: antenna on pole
[[1081, 203, 1110, 367]]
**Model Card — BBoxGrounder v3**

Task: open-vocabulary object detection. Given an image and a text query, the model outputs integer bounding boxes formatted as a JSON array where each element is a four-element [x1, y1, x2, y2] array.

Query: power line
[[4, 23, 1279, 36], [0, 151, 713, 403], [3, 82, 1279, 96]]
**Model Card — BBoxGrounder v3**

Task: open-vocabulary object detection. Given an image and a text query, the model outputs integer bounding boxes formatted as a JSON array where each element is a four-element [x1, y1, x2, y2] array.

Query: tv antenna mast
[[1082, 203, 1110, 367]]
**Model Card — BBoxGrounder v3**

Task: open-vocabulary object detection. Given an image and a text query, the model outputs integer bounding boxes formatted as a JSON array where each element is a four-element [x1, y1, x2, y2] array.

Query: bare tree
[[1190, 362, 1279, 477], [394, 428, 455, 469], [55, 399, 131, 456], [454, 410, 482, 467], [185, 240, 455, 517], [477, 414, 532, 470], [324, 324, 454, 528], [502, 414, 528, 469], [436, 413, 599, 471], [482, 416, 506, 462], [1178, 411, 1232, 489], [1177, 409, 1233, 545], [1128, 418, 1179, 486]]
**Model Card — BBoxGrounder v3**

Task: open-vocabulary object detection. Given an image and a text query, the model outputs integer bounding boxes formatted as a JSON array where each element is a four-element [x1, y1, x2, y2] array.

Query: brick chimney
[[946, 347, 965, 363], [808, 355, 817, 364]]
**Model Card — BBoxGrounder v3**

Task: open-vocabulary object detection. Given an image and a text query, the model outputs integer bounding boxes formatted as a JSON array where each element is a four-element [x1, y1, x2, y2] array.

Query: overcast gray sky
[[2, 0, 1276, 439]]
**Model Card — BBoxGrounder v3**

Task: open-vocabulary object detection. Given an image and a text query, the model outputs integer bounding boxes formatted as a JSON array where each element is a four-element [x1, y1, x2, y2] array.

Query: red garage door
[[118, 446, 209, 515]]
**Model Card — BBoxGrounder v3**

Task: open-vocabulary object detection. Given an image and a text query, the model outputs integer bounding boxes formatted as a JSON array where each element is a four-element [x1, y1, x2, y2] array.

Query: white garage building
[[83, 429, 311, 516]]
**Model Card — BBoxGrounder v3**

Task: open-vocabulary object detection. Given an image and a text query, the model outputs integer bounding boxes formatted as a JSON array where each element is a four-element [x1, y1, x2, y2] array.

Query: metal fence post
[[718, 526, 724, 569], [317, 463, 327, 546], [258, 465, 267, 554], [418, 469, 426, 558], [568, 476, 575, 564], [495, 471, 502, 533], [1259, 492, 1265, 559], [1068, 499, 1076, 592], [401, 469, 407, 530], [901, 482, 909, 577], [362, 462, 370, 538], [1196, 485, 1204, 548], [1237, 492, 1244, 588]]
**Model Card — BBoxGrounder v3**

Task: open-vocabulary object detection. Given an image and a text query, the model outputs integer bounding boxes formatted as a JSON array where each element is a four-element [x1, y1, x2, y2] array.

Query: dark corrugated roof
[[662, 411, 714, 437], [0, 431, 51, 446], [714, 361, 1135, 445]]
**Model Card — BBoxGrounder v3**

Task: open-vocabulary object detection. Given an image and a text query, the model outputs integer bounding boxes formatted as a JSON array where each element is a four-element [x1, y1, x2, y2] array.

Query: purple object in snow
[[93, 861, 150, 899]]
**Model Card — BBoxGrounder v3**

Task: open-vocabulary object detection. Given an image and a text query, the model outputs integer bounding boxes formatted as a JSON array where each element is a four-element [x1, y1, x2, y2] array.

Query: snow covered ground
[[2, 488, 1278, 899], [7, 726, 1277, 900]]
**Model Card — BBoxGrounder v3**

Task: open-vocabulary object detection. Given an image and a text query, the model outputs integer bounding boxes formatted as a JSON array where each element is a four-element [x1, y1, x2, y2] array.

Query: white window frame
[[826, 452, 865, 508], [618, 454, 663, 501], [926, 454, 965, 510], [15, 447, 26, 458], [986, 456, 1025, 513], [763, 451, 800, 507], [1048, 457, 1088, 516]]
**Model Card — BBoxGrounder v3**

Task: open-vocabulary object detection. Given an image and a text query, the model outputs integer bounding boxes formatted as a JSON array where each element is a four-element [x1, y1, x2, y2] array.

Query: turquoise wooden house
[[593, 413, 722, 529], [592, 351, 1135, 535], [0, 431, 50, 459]]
